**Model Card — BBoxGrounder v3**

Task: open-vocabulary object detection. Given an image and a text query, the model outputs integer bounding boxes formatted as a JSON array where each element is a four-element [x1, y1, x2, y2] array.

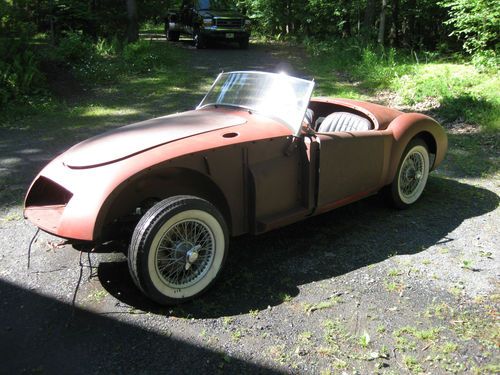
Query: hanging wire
[[71, 251, 85, 317], [27, 228, 40, 269]]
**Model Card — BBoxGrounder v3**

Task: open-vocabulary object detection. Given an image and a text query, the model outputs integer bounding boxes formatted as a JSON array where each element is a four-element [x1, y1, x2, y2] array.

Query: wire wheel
[[155, 219, 215, 289], [395, 140, 430, 206], [128, 196, 228, 305]]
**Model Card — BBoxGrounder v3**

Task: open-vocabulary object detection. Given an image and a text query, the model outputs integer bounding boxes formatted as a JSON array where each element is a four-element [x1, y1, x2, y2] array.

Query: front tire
[[128, 196, 228, 305], [167, 30, 180, 42], [389, 138, 430, 209], [194, 30, 206, 49]]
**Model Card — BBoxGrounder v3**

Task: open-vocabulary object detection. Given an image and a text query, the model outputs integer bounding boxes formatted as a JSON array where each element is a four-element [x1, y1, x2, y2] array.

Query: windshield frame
[[197, 71, 315, 135]]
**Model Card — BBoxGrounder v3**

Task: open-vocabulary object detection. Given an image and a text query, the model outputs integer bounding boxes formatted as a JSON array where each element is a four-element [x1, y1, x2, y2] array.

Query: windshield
[[197, 0, 236, 10], [198, 71, 315, 134]]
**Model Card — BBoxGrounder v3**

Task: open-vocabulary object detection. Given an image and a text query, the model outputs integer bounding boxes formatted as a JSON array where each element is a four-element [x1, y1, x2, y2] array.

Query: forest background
[[0, 0, 498, 130]]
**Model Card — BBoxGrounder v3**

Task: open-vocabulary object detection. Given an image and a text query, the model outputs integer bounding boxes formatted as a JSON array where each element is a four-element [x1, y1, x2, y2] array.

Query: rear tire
[[388, 138, 430, 209], [239, 37, 249, 49], [164, 20, 180, 42], [128, 195, 228, 305]]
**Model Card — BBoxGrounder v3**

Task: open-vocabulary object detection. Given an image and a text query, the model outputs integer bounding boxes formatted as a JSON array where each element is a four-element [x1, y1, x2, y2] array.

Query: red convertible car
[[25, 71, 447, 305]]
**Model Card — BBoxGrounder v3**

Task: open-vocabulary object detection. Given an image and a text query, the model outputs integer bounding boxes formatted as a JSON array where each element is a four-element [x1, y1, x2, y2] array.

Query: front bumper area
[[24, 205, 66, 237], [200, 27, 249, 41]]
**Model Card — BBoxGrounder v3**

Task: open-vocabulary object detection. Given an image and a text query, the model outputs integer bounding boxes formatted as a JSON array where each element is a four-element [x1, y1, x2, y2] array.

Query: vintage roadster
[[24, 71, 447, 305]]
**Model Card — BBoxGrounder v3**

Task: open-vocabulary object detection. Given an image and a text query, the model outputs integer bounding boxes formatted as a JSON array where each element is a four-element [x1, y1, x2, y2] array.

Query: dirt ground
[[0, 39, 498, 374]]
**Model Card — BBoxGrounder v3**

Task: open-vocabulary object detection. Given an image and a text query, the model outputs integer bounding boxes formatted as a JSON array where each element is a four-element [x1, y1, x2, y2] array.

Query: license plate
[[226, 33, 234, 39]]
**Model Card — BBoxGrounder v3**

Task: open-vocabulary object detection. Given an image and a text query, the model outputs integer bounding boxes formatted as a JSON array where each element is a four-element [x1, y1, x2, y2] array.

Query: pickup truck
[[165, 0, 251, 49]]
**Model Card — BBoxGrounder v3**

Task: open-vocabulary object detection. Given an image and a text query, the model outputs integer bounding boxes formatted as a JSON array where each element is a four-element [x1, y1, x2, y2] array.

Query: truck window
[[197, 0, 236, 11]]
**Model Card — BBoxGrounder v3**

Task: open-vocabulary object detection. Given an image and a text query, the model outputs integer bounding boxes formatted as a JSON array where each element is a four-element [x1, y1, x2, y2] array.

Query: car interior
[[304, 102, 374, 133]]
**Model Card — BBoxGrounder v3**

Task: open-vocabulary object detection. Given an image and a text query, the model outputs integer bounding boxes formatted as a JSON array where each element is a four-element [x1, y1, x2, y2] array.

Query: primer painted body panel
[[25, 100, 448, 243], [64, 110, 247, 168]]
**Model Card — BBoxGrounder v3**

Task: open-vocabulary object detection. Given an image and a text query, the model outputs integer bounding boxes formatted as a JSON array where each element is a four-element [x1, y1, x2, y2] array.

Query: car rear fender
[[94, 167, 232, 241], [385, 113, 448, 185]]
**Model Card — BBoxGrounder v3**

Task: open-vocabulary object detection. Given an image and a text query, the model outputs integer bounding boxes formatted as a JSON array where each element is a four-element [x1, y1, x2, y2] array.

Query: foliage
[[306, 38, 499, 131], [0, 38, 43, 104], [439, 0, 500, 54]]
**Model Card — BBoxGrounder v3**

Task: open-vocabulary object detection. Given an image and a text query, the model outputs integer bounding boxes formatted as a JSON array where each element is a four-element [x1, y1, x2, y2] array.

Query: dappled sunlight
[[76, 105, 140, 118]]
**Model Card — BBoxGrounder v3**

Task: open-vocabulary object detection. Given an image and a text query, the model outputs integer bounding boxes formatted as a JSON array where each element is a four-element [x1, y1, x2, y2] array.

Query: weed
[[1, 212, 22, 222], [231, 330, 243, 342], [441, 341, 458, 354], [305, 295, 342, 313], [461, 259, 474, 270], [222, 316, 234, 326], [358, 331, 371, 348], [422, 259, 431, 265], [298, 331, 313, 344], [323, 319, 350, 354], [395, 336, 417, 352], [387, 268, 402, 277], [479, 250, 493, 258], [376, 324, 386, 334], [403, 355, 423, 373], [87, 289, 107, 302], [268, 344, 289, 364], [473, 363, 500, 374], [279, 292, 293, 303], [394, 326, 442, 341], [248, 309, 259, 318], [384, 280, 404, 293], [424, 302, 454, 319]]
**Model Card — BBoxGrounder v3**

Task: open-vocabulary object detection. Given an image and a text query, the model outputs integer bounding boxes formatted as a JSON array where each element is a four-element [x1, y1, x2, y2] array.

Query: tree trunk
[[391, 0, 400, 46], [377, 0, 387, 45], [363, 0, 376, 36], [126, 0, 139, 43]]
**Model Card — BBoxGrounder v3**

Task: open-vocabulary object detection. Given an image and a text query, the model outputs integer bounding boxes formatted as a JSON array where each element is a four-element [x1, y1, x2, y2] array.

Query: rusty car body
[[24, 71, 447, 304]]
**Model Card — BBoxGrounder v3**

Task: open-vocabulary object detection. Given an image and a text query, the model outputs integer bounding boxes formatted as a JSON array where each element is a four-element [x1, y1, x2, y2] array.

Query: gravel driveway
[[1, 40, 498, 374]]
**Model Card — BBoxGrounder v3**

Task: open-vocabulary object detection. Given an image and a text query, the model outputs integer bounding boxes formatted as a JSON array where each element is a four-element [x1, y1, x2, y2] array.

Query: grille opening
[[26, 176, 73, 207], [214, 18, 244, 28]]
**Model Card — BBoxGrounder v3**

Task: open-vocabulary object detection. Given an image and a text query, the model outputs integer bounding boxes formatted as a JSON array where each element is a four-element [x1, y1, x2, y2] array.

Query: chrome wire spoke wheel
[[155, 219, 215, 289], [396, 141, 430, 205], [129, 196, 228, 305]]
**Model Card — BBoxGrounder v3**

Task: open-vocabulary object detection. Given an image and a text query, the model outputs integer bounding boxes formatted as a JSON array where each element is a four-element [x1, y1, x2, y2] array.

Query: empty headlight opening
[[25, 176, 73, 207]]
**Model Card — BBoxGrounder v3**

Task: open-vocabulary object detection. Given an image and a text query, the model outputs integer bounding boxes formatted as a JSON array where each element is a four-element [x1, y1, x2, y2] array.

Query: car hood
[[63, 110, 246, 168], [199, 10, 244, 18]]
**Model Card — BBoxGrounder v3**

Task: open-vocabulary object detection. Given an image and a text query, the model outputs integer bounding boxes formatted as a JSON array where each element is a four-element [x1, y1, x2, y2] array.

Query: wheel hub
[[185, 245, 201, 270], [155, 218, 215, 289]]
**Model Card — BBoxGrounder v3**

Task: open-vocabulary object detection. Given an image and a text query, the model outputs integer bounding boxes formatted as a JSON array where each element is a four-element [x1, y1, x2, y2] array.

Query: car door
[[316, 131, 391, 210]]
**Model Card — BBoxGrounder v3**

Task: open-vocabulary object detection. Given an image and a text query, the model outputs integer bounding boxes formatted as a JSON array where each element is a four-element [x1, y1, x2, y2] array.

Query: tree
[[126, 0, 139, 42], [377, 0, 387, 44], [439, 0, 500, 54]]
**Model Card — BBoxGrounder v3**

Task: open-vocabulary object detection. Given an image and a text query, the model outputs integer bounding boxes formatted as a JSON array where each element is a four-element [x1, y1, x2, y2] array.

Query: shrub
[[0, 38, 43, 104], [55, 31, 95, 63]]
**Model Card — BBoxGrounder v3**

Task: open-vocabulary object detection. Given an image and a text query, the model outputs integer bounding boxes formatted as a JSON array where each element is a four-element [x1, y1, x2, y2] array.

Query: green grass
[[305, 39, 499, 132], [0, 39, 210, 135]]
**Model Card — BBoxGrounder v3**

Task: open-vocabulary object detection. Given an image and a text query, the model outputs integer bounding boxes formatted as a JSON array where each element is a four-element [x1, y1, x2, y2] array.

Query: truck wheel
[[194, 30, 206, 49], [128, 195, 229, 305], [167, 30, 180, 42], [239, 38, 249, 49]]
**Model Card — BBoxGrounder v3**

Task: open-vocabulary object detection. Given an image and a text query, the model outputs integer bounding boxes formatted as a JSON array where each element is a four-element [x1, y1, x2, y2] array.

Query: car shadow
[[97, 176, 499, 318], [0, 279, 282, 374]]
